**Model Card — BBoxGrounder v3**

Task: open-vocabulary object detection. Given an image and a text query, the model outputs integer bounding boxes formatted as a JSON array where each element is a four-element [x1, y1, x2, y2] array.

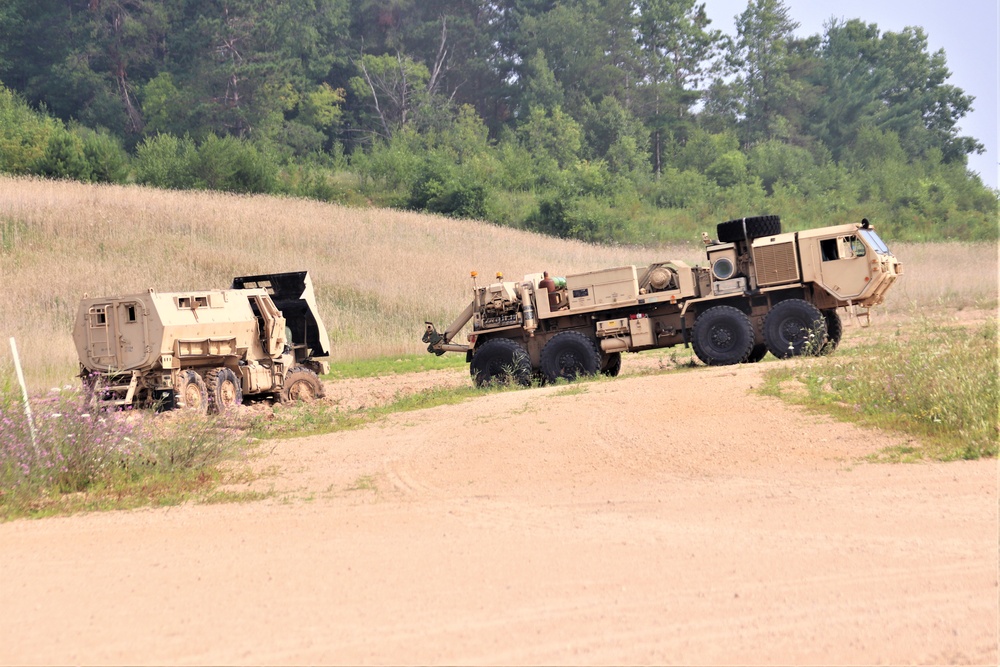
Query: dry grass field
[[0, 175, 996, 389]]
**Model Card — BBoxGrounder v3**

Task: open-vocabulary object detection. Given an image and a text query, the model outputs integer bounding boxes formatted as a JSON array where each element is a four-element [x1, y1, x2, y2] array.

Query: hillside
[[0, 176, 996, 389]]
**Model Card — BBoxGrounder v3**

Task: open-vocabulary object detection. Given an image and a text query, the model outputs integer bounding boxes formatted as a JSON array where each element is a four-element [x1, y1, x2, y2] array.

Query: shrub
[[192, 134, 277, 194], [134, 133, 197, 189], [35, 130, 92, 181], [0, 85, 58, 174], [407, 155, 488, 219], [80, 128, 130, 183]]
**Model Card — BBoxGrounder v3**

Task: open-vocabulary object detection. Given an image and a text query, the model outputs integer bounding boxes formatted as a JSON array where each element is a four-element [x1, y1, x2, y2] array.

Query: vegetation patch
[[326, 353, 467, 379], [760, 319, 998, 461]]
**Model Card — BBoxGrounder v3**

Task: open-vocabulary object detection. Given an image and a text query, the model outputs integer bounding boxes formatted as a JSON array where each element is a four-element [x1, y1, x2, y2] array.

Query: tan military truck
[[74, 271, 330, 412], [423, 216, 902, 386]]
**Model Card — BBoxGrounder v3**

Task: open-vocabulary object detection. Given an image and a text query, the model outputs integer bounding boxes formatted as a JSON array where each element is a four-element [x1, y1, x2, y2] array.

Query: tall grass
[[883, 242, 998, 313], [0, 175, 995, 390]]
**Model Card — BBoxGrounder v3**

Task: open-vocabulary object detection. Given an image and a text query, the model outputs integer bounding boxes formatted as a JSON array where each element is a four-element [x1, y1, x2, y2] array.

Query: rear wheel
[[281, 366, 324, 402], [205, 367, 242, 413], [175, 370, 208, 413], [540, 331, 601, 383], [820, 309, 843, 355], [691, 306, 755, 366], [469, 338, 532, 388], [600, 351, 622, 377], [763, 299, 827, 358]]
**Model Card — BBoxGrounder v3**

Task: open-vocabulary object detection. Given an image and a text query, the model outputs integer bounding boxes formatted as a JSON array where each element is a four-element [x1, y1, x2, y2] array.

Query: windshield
[[858, 229, 891, 255]]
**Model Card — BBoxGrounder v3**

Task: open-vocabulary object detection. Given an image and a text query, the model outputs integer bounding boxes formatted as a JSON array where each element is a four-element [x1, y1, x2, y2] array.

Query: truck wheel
[[175, 370, 208, 413], [540, 331, 601, 383], [281, 366, 324, 402], [601, 352, 622, 377], [763, 299, 827, 358], [745, 343, 768, 363], [469, 338, 532, 388], [716, 215, 782, 243], [820, 309, 843, 355], [205, 367, 242, 413], [691, 306, 755, 366]]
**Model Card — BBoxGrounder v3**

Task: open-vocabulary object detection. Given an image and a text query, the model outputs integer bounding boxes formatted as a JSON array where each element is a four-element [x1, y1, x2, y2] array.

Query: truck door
[[113, 300, 149, 369], [816, 234, 873, 299]]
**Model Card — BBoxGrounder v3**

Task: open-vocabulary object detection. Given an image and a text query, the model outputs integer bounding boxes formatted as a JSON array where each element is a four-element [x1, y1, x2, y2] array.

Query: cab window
[[821, 236, 865, 261]]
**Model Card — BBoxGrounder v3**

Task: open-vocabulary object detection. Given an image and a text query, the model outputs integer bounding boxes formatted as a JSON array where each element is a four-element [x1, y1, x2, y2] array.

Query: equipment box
[[566, 266, 639, 309]]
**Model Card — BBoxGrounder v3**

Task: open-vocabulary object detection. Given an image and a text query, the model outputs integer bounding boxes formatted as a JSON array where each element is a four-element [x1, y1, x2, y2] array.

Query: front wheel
[[820, 309, 843, 355], [540, 331, 601, 383], [281, 366, 324, 402], [691, 306, 755, 366], [763, 299, 827, 359]]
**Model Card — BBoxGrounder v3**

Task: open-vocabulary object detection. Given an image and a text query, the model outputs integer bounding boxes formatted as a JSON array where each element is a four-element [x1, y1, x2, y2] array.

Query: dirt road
[[1, 361, 996, 665]]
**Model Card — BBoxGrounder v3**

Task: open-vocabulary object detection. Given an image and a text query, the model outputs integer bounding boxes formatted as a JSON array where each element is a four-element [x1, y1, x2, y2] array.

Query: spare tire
[[716, 215, 782, 243]]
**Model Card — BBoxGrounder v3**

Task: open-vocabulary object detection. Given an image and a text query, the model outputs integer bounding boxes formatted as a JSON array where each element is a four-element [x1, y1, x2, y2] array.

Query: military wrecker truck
[[74, 271, 330, 412], [423, 216, 902, 386]]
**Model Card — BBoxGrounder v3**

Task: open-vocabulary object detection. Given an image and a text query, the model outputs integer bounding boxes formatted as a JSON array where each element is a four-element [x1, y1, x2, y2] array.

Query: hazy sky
[[699, 0, 998, 189]]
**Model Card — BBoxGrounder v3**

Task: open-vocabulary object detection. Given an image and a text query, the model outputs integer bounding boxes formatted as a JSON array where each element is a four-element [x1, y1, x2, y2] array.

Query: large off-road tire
[[716, 215, 782, 243], [744, 343, 768, 364], [540, 331, 602, 383], [281, 366, 324, 403], [175, 369, 208, 413], [763, 299, 828, 359], [601, 351, 622, 377], [820, 309, 843, 355], [469, 338, 532, 388], [691, 305, 755, 366], [205, 367, 242, 413]]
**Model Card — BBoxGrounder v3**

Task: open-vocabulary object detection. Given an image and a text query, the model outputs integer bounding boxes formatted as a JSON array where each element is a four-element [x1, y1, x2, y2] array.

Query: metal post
[[9, 337, 38, 455]]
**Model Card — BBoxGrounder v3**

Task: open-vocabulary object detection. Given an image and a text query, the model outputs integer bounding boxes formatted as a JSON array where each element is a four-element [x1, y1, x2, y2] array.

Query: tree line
[[0, 0, 995, 242]]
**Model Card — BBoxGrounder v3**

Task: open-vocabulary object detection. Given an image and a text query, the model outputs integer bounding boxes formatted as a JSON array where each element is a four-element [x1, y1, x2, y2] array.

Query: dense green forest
[[0, 0, 995, 242]]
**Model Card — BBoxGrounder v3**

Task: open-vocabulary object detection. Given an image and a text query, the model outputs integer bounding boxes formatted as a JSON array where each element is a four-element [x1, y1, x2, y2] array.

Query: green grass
[[760, 318, 999, 461], [0, 468, 226, 520], [326, 353, 468, 379]]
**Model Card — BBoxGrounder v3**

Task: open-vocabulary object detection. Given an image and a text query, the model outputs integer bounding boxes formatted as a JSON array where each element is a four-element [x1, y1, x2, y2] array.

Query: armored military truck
[[74, 271, 330, 412], [423, 216, 902, 386]]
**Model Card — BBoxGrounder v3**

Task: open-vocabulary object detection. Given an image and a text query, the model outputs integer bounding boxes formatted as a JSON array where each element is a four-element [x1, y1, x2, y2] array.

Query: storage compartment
[[565, 266, 639, 309], [629, 316, 655, 347]]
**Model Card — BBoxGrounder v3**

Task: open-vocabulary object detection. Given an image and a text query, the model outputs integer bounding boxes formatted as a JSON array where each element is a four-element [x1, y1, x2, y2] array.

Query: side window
[[820, 238, 839, 261], [822, 236, 865, 261], [125, 305, 137, 322]]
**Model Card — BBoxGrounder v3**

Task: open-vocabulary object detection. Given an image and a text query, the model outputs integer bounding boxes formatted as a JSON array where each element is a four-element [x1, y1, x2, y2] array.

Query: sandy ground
[[1, 356, 997, 665]]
